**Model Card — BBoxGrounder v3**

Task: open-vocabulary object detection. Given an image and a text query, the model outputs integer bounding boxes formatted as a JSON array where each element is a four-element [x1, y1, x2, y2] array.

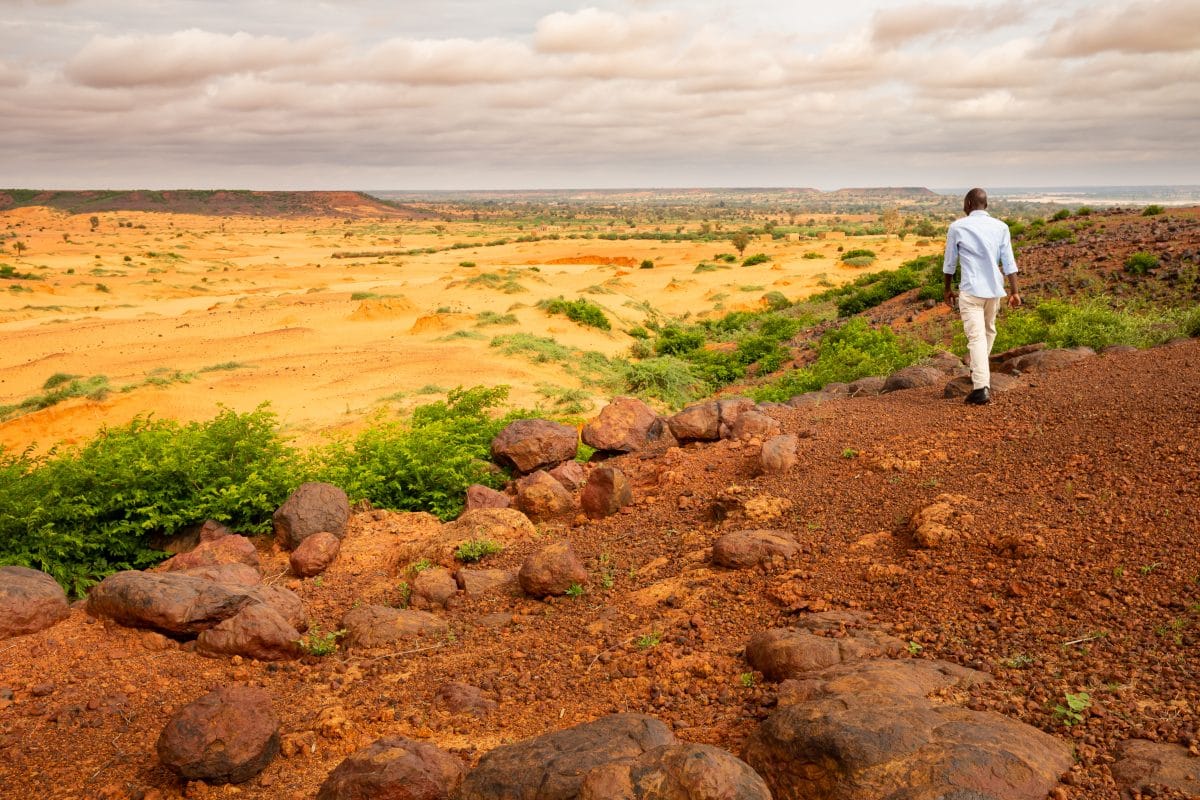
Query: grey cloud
[[1039, 0, 1200, 56]]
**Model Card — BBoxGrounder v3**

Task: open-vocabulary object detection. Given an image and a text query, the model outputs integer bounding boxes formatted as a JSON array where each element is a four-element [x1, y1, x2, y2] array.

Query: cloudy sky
[[2, 0, 1198, 190]]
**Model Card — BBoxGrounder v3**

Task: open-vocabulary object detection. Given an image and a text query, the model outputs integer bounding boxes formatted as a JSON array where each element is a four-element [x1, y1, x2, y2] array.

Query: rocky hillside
[[2, 334, 1198, 799], [0, 189, 428, 218]]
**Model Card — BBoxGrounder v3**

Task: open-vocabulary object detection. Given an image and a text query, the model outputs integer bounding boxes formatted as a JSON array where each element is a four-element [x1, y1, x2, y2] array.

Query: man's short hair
[[965, 188, 988, 210]]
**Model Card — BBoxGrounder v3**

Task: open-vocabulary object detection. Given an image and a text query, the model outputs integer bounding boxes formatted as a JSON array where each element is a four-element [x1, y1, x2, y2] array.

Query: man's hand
[[944, 289, 957, 309], [1007, 292, 1022, 309]]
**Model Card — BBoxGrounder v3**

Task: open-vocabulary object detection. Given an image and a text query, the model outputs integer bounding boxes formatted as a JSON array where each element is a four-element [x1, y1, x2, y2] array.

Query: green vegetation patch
[[811, 255, 943, 316], [989, 297, 1192, 353], [539, 297, 612, 331], [0, 375, 111, 422]]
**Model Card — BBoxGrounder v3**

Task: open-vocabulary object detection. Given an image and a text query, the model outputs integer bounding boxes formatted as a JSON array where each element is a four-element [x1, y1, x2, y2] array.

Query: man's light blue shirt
[[943, 210, 1018, 299]]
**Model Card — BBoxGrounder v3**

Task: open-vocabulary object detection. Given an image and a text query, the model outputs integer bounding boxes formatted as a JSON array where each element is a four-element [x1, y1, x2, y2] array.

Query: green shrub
[[0, 375, 111, 422], [1051, 209, 1071, 221], [654, 325, 706, 356], [1076, 206, 1092, 216], [1142, 205, 1165, 216], [620, 357, 710, 409], [1124, 252, 1158, 275], [762, 291, 791, 311], [541, 297, 612, 331], [841, 249, 876, 261], [309, 386, 517, 522], [455, 538, 503, 563], [742, 253, 770, 266], [991, 298, 1185, 352], [459, 261, 476, 267], [0, 406, 296, 595], [640, 259, 654, 269], [1044, 227, 1072, 242], [475, 311, 518, 327], [753, 319, 931, 402], [802, 252, 825, 259], [297, 626, 345, 656]]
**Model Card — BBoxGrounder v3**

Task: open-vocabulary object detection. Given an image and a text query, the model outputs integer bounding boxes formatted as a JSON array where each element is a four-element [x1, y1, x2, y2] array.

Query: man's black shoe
[[965, 387, 991, 405]]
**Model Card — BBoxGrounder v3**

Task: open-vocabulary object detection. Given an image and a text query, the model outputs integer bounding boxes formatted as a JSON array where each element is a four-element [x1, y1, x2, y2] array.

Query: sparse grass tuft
[[455, 538, 503, 563]]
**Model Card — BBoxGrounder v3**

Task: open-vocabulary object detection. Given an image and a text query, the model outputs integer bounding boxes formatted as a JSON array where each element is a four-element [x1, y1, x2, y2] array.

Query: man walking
[[943, 188, 1022, 405]]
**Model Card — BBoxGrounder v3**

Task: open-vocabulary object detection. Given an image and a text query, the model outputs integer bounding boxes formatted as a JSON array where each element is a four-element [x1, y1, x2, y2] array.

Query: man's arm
[[1007, 272, 1022, 308], [1001, 226, 1021, 308], [942, 226, 958, 308]]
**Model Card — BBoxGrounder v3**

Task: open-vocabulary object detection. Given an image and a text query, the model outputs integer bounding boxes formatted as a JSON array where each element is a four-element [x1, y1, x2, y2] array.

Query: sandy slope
[[1, 207, 938, 451]]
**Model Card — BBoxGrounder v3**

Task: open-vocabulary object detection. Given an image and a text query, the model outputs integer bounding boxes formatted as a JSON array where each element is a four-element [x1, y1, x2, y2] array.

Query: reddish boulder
[[746, 627, 904, 682], [515, 470, 575, 518], [1006, 346, 1096, 374], [490, 419, 578, 474], [435, 682, 498, 717], [317, 737, 465, 800], [341, 605, 447, 648], [196, 603, 301, 661], [759, 434, 799, 475], [465, 484, 510, 510], [579, 743, 771, 800], [247, 584, 306, 630], [411, 567, 458, 609], [156, 686, 279, 784], [882, 365, 945, 393], [289, 531, 341, 578], [548, 460, 587, 490], [273, 482, 350, 550], [179, 563, 261, 586], [158, 534, 260, 573], [717, 397, 758, 438], [711, 530, 798, 569], [0, 566, 70, 640], [846, 376, 887, 397], [455, 568, 518, 597], [582, 396, 663, 453], [1112, 739, 1200, 798], [730, 410, 781, 441], [518, 541, 588, 598], [459, 714, 675, 800], [580, 466, 633, 519], [667, 402, 720, 442], [87, 571, 251, 635]]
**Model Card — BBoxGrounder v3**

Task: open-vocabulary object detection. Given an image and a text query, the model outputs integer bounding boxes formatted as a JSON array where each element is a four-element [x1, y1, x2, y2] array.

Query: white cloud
[[534, 7, 679, 53], [1040, 0, 1200, 57]]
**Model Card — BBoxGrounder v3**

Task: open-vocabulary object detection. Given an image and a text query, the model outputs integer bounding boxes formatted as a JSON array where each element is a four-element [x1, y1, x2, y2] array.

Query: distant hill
[[0, 189, 430, 219], [828, 187, 941, 199]]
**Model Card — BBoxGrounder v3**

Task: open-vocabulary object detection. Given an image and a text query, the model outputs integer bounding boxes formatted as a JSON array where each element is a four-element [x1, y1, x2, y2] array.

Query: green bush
[[762, 291, 791, 311], [0, 406, 297, 595], [1044, 226, 1073, 242], [309, 386, 517, 521], [0, 375, 112, 422], [841, 249, 876, 261], [541, 297, 612, 331], [1142, 205, 1165, 216], [742, 253, 770, 266], [1124, 252, 1158, 275], [753, 319, 931, 402], [455, 538, 503, 563], [1051, 209, 1071, 221], [640, 259, 654, 269], [991, 298, 1185, 353], [620, 357, 710, 409]]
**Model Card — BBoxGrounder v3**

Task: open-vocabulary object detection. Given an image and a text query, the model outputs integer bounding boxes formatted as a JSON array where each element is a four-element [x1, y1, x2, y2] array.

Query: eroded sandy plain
[[1, 207, 938, 452]]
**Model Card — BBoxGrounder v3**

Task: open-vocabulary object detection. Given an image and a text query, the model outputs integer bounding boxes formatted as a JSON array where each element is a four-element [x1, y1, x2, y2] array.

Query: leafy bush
[[0, 406, 297, 595], [1044, 227, 1073, 242], [475, 311, 518, 327], [640, 259, 654, 269], [1124, 251, 1158, 275], [742, 253, 770, 266], [1051, 209, 1071, 221], [810, 255, 942, 316], [841, 249, 877, 261], [309, 386, 517, 521], [802, 252, 825, 259], [620, 357, 710, 409], [762, 291, 791, 311], [1, 375, 112, 422], [753, 319, 931, 402], [541, 297, 612, 331], [1142, 205, 1165, 216], [991, 298, 1185, 353]]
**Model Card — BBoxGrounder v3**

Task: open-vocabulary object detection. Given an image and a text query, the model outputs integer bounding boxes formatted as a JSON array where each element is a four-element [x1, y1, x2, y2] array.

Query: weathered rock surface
[[717, 397, 758, 439], [910, 494, 973, 549], [87, 571, 251, 635], [882, 365, 946, 393], [786, 391, 834, 408], [1111, 739, 1200, 797], [443, 508, 537, 545], [157, 686, 279, 784], [341, 605, 447, 648], [317, 737, 465, 800], [515, 470, 575, 518], [729, 410, 781, 441], [490, 419, 578, 473], [455, 568, 518, 597], [1002, 346, 1096, 374], [943, 372, 1023, 399], [158, 534, 260, 573], [411, 567, 458, 609], [578, 743, 771, 800], [846, 376, 887, 397], [435, 681, 498, 717], [289, 530, 341, 577], [580, 465, 633, 519], [548, 460, 587, 491], [465, 484, 511, 510], [518, 541, 588, 598], [273, 482, 350, 550], [759, 434, 799, 475], [459, 713, 676, 800], [247, 584, 307, 630], [195, 603, 301, 661], [746, 626, 904, 681], [582, 396, 663, 453], [712, 529, 799, 569], [179, 563, 262, 586], [666, 402, 720, 442], [743, 659, 1071, 800], [0, 566, 71, 640]]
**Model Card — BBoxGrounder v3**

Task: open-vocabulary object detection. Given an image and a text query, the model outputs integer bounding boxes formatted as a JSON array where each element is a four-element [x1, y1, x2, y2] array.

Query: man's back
[[944, 210, 1017, 298]]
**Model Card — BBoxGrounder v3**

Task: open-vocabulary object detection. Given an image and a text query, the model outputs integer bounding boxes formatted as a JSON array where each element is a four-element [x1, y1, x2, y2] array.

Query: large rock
[[717, 397, 758, 439], [582, 397, 663, 453], [435, 682, 498, 718], [580, 465, 633, 519], [443, 508, 537, 544], [490, 419, 578, 474], [515, 470, 575, 518], [157, 534, 260, 573], [411, 567, 458, 609], [1111, 739, 1200, 798], [712, 530, 799, 569], [455, 568, 518, 597], [759, 434, 799, 475], [742, 659, 1072, 800], [548, 460, 587, 491], [87, 571, 252, 635], [667, 402, 721, 442], [247, 584, 307, 630], [289, 530, 341, 578], [518, 541, 589, 598], [341, 605, 448, 648], [180, 563, 262, 586], [579, 743, 771, 800], [317, 737, 465, 800], [846, 376, 887, 397], [196, 603, 301, 661], [730, 410, 781, 441], [882, 365, 945, 393], [273, 482, 350, 550], [746, 627, 904, 682], [465, 484, 511, 510], [943, 372, 1023, 399], [1005, 346, 1096, 374], [157, 686, 279, 784], [459, 714, 676, 800], [0, 566, 70, 640]]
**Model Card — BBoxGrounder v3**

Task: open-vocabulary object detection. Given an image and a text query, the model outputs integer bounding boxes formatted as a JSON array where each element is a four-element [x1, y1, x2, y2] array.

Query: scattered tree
[[731, 231, 752, 256]]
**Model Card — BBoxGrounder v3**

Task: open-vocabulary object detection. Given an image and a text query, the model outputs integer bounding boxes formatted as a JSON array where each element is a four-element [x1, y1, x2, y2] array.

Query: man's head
[[964, 188, 988, 214]]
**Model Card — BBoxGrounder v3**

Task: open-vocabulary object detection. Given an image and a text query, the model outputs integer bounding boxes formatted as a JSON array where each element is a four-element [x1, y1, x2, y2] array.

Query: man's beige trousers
[[959, 293, 1000, 390]]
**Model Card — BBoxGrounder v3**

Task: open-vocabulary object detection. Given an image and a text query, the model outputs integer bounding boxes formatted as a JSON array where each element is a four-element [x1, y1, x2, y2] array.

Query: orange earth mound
[[0, 206, 939, 453]]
